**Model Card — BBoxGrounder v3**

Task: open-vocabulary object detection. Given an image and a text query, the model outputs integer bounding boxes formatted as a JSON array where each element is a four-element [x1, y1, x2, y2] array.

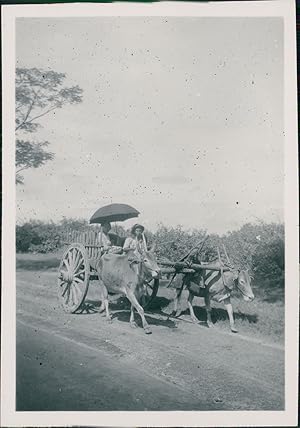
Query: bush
[[16, 218, 87, 253], [252, 235, 284, 288], [151, 221, 284, 291], [16, 222, 41, 252], [16, 218, 284, 292], [16, 220, 62, 253], [150, 223, 207, 262], [223, 222, 284, 289]]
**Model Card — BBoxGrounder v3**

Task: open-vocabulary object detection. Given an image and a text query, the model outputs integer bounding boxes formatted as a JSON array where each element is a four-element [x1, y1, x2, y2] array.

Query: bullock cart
[[58, 229, 160, 313], [57, 204, 159, 314]]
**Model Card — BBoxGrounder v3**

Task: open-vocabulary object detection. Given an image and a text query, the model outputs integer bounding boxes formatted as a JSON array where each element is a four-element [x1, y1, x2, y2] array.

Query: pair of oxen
[[95, 246, 254, 335]]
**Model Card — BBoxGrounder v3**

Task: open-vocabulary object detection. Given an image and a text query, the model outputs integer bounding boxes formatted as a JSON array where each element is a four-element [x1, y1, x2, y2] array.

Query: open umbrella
[[90, 203, 140, 224]]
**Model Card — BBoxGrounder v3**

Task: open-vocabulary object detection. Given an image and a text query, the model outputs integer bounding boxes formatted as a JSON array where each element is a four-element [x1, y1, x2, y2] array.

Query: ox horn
[[222, 243, 231, 264], [217, 246, 222, 265], [150, 242, 156, 252], [142, 232, 147, 249]]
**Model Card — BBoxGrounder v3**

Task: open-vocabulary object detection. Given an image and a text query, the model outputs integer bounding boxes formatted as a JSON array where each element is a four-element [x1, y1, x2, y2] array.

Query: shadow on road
[[192, 306, 258, 324], [150, 296, 258, 325], [75, 294, 258, 326], [112, 310, 178, 329], [76, 297, 178, 329]]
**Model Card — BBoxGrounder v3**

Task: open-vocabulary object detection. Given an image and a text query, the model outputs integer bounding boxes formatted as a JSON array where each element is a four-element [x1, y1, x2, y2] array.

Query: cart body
[[57, 227, 159, 313]]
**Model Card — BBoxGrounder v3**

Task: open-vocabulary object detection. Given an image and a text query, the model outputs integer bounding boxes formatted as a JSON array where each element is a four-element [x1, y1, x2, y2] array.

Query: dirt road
[[17, 269, 284, 411]]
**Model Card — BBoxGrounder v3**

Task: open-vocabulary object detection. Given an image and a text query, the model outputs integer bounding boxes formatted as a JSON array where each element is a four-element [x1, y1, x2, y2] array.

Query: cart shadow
[[108, 296, 178, 328], [77, 297, 178, 329], [76, 296, 126, 315], [76, 300, 101, 315], [111, 310, 178, 329], [77, 295, 257, 326], [141, 296, 204, 323]]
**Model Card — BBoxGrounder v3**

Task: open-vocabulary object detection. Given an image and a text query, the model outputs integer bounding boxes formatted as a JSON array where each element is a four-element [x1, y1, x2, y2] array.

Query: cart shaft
[[158, 260, 230, 272]]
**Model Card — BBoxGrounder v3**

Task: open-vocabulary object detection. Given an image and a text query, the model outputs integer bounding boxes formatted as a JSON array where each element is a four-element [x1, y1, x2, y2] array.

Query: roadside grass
[[204, 293, 284, 344], [16, 252, 62, 271], [16, 252, 284, 344], [161, 273, 284, 343]]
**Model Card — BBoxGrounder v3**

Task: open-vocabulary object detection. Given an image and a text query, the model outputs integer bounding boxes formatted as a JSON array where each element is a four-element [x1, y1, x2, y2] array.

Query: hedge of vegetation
[[16, 219, 284, 290]]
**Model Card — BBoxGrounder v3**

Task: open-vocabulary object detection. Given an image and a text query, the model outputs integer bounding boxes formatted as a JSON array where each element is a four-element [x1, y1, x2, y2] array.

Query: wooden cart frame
[[57, 228, 159, 313]]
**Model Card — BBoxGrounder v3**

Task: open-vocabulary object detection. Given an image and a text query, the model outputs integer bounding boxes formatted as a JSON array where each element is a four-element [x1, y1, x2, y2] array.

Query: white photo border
[[1, 1, 299, 426]]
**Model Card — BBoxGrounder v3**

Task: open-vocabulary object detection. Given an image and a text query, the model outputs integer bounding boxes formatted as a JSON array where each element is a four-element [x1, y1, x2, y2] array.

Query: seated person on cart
[[100, 222, 123, 254], [100, 222, 148, 257], [123, 224, 148, 256]]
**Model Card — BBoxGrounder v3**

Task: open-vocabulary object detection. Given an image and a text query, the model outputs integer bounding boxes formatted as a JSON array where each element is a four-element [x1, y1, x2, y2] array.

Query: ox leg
[[205, 293, 214, 328], [173, 288, 183, 317], [97, 272, 112, 323], [104, 295, 112, 323], [98, 289, 106, 314], [98, 301, 105, 314], [172, 290, 178, 315], [97, 280, 105, 314], [96, 272, 105, 314], [187, 292, 199, 324], [126, 290, 152, 334], [223, 297, 238, 333], [130, 305, 138, 328]]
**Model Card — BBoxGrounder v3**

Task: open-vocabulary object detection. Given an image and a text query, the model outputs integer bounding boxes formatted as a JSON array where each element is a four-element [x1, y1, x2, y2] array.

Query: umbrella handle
[[99, 226, 103, 247], [142, 233, 147, 249]]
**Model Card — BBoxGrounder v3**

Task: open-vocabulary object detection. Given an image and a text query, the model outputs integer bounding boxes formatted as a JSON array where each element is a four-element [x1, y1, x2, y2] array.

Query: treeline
[[16, 219, 284, 289]]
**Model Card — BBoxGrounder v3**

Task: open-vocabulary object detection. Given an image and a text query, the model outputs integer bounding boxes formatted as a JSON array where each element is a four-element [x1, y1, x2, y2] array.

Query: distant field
[[16, 251, 62, 270], [16, 252, 284, 344]]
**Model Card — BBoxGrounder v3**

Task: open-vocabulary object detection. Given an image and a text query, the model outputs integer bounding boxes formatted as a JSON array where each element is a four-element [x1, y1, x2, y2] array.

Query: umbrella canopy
[[90, 203, 140, 224]]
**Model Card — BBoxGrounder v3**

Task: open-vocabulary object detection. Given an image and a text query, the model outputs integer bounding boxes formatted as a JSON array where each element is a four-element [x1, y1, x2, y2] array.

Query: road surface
[[16, 269, 284, 411]]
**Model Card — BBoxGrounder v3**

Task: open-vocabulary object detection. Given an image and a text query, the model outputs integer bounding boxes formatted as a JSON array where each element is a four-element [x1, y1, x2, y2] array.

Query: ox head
[[136, 244, 160, 279], [235, 269, 255, 301], [191, 249, 255, 302]]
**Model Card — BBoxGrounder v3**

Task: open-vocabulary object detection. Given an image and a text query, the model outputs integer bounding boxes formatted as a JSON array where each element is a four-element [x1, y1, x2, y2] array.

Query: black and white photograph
[[1, 1, 299, 427]]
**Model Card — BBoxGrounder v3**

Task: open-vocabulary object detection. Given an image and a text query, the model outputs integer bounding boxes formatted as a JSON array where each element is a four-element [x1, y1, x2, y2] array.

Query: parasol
[[90, 203, 140, 224]]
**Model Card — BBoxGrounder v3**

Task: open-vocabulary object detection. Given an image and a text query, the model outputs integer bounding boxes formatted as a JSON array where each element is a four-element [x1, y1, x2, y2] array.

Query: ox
[[95, 247, 160, 334], [172, 255, 254, 333]]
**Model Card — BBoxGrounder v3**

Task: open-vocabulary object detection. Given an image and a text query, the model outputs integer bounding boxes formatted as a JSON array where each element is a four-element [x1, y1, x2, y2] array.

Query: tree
[[16, 140, 54, 184], [15, 67, 83, 184]]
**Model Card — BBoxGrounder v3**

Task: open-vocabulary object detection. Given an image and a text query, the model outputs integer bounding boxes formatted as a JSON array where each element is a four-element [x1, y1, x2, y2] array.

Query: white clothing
[[123, 236, 147, 254]]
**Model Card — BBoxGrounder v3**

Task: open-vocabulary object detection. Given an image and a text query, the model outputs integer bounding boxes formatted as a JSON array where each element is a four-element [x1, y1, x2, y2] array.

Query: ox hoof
[[144, 326, 152, 335], [130, 322, 138, 329], [106, 317, 113, 324], [191, 317, 200, 324], [207, 322, 214, 328], [231, 327, 238, 333]]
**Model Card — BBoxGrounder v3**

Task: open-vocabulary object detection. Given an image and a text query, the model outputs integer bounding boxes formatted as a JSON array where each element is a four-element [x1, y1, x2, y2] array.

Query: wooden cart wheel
[[57, 243, 90, 313], [141, 277, 159, 309]]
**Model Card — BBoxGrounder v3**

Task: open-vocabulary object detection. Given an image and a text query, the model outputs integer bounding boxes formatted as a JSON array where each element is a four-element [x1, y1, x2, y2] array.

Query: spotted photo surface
[[2, 2, 298, 427]]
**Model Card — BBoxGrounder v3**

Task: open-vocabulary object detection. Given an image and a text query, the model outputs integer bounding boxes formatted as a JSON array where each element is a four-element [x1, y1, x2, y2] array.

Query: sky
[[16, 17, 284, 234]]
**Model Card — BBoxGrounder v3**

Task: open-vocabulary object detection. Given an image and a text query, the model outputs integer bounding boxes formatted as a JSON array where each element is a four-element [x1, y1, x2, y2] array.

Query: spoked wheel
[[57, 243, 90, 313], [141, 277, 159, 309]]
